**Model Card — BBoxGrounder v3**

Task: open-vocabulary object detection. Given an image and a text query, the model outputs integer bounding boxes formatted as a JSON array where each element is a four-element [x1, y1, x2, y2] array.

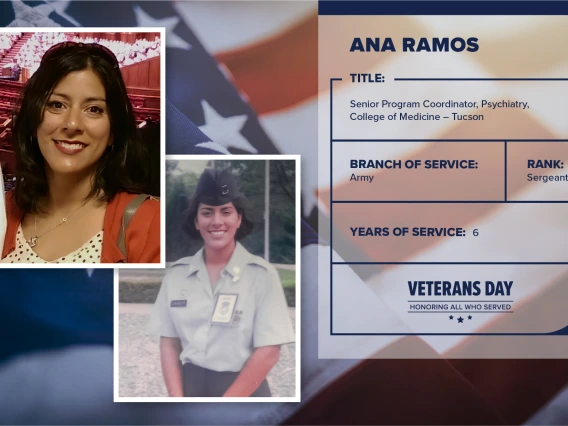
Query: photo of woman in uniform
[[150, 165, 295, 398], [1, 41, 160, 264]]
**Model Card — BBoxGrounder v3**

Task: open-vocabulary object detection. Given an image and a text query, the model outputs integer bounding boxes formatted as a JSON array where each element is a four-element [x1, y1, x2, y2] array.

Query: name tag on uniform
[[211, 293, 238, 324], [170, 299, 187, 308]]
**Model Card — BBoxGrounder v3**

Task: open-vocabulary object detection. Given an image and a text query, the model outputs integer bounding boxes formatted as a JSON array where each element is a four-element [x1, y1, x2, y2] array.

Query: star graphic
[[133, 5, 191, 51], [449, 315, 454, 320], [468, 315, 472, 320], [195, 141, 230, 154], [199, 100, 256, 153], [45, 0, 81, 26], [86, 269, 95, 278], [8, 0, 60, 27], [457, 317, 464, 323]]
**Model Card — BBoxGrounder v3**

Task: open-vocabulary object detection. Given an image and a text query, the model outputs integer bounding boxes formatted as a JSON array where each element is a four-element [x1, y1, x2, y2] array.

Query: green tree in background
[[165, 159, 296, 264]]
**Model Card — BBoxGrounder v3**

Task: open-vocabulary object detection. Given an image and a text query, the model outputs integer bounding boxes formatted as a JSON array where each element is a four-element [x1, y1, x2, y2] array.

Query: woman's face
[[36, 69, 112, 177], [195, 202, 242, 251]]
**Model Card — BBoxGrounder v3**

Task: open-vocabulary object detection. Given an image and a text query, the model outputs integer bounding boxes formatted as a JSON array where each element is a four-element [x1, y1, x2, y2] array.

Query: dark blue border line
[[395, 78, 568, 81], [409, 301, 514, 303], [408, 311, 514, 313], [331, 332, 567, 336], [329, 75, 568, 336], [332, 200, 568, 204], [330, 78, 342, 335], [333, 262, 568, 265], [505, 141, 508, 201], [332, 139, 568, 142], [319, 1, 568, 16]]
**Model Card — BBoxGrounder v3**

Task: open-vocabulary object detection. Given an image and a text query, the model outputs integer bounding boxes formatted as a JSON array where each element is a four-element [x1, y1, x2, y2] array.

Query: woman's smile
[[196, 202, 242, 250], [37, 69, 112, 176], [53, 139, 89, 155]]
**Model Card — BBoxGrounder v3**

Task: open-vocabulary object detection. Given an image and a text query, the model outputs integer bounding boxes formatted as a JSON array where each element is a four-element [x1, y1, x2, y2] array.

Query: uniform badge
[[211, 293, 238, 324], [170, 299, 187, 308], [233, 310, 243, 323]]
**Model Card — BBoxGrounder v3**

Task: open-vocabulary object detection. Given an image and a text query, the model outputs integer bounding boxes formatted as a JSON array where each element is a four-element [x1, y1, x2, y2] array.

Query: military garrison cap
[[194, 168, 244, 206]]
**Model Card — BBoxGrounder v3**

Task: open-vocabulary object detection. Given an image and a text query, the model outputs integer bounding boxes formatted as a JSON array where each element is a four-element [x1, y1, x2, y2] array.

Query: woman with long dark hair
[[1, 42, 159, 263]]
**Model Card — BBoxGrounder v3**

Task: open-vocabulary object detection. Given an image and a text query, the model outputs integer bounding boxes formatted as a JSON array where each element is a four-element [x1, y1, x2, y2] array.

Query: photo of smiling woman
[[150, 164, 295, 398], [1, 40, 160, 264]]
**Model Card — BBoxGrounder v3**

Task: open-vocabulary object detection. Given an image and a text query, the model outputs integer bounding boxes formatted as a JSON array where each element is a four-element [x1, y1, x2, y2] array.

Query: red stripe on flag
[[285, 336, 506, 425], [214, 14, 317, 115], [448, 271, 568, 424], [215, 15, 430, 115]]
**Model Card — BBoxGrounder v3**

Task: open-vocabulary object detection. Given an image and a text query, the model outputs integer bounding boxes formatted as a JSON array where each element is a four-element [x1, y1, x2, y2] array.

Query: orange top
[[2, 191, 160, 263]]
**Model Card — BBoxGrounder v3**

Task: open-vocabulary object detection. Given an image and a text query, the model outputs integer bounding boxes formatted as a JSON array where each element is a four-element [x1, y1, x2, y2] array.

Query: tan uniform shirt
[[150, 242, 295, 372]]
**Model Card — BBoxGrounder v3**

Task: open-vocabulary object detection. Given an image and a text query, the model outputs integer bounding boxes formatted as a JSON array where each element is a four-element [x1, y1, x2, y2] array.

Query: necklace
[[27, 203, 85, 248]]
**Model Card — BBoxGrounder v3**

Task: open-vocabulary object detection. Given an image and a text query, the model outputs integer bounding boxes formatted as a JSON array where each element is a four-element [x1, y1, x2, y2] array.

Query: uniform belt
[[182, 363, 271, 397]]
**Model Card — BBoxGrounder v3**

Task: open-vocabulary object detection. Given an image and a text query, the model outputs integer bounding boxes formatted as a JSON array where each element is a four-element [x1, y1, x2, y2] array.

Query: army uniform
[[150, 168, 294, 397]]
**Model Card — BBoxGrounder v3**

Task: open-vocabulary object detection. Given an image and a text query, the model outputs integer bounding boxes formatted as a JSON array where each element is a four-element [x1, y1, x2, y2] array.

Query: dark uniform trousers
[[286, 273, 568, 425], [183, 363, 271, 397]]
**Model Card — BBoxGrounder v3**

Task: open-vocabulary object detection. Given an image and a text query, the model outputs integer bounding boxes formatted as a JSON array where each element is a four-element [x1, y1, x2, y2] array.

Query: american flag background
[[1, 1, 568, 425]]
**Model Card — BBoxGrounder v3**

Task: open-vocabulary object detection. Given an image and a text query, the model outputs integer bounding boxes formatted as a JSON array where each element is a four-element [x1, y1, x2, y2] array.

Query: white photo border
[[0, 27, 167, 269], [115, 154, 302, 402]]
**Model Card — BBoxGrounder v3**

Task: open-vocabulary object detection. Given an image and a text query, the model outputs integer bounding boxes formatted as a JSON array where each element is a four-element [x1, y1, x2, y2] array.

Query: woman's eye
[[87, 106, 104, 114], [46, 101, 64, 109]]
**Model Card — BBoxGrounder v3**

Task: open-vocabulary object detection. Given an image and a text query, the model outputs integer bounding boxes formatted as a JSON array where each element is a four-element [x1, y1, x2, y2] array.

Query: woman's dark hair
[[182, 196, 254, 241], [12, 42, 150, 213]]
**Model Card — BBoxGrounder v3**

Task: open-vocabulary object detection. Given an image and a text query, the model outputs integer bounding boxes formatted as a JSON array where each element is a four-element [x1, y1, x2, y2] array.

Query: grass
[[121, 266, 296, 288], [278, 268, 296, 288], [119, 267, 296, 305]]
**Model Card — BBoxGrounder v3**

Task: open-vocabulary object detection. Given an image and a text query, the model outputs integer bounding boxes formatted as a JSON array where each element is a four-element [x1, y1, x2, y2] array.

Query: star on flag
[[198, 100, 256, 153], [8, 0, 60, 27], [133, 5, 191, 51]]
